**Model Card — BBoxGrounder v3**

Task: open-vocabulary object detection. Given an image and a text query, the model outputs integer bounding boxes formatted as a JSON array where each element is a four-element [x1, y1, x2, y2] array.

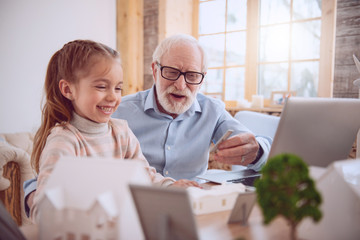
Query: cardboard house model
[[188, 183, 246, 215], [298, 159, 360, 240], [36, 157, 151, 240]]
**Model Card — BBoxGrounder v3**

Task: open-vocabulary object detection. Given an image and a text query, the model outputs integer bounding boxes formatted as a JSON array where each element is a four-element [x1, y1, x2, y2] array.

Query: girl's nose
[[106, 90, 117, 101]]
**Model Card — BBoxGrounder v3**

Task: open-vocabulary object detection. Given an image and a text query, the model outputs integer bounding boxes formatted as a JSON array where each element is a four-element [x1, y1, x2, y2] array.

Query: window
[[197, 0, 336, 105], [198, 0, 248, 101]]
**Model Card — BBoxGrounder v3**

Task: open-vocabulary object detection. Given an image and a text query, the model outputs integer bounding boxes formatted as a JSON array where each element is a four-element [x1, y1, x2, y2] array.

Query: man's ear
[[59, 79, 74, 100], [151, 62, 158, 83]]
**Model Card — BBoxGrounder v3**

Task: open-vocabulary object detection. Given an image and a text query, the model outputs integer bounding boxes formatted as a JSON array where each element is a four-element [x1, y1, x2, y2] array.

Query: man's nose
[[174, 74, 187, 90]]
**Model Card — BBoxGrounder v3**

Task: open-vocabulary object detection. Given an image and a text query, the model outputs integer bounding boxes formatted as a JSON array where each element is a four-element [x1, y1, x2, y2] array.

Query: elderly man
[[24, 34, 272, 212], [113, 34, 271, 180]]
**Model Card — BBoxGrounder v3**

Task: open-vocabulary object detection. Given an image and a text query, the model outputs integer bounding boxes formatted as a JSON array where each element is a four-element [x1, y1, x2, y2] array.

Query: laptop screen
[[268, 97, 360, 167], [0, 201, 26, 240]]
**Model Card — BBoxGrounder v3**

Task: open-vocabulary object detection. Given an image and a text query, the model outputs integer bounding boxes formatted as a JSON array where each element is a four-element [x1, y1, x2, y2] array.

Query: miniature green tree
[[255, 153, 322, 240]]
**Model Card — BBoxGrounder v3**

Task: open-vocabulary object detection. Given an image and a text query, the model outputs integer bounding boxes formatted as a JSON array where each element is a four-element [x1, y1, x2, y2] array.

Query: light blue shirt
[[113, 86, 272, 180]]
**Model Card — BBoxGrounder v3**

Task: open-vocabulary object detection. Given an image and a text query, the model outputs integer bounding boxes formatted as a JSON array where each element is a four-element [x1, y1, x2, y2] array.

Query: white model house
[[298, 159, 360, 240], [188, 183, 246, 215], [36, 157, 151, 240]]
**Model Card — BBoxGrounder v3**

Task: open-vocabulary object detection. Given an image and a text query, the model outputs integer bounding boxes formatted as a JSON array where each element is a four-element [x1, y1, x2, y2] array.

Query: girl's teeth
[[100, 107, 112, 112]]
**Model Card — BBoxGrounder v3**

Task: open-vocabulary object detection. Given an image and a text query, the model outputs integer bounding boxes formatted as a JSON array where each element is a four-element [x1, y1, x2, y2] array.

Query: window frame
[[196, 0, 337, 105]]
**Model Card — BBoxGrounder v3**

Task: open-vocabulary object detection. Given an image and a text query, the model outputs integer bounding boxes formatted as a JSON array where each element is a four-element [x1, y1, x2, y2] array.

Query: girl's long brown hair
[[31, 40, 120, 173]]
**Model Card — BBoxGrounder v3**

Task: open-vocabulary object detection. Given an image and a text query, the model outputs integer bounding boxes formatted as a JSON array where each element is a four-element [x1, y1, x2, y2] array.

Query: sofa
[[0, 132, 35, 226]]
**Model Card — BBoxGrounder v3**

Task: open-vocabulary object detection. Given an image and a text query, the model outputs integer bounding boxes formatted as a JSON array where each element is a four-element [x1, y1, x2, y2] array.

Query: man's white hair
[[152, 34, 208, 72]]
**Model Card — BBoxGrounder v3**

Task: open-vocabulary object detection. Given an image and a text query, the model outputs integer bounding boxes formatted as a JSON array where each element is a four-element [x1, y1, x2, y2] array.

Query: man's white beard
[[156, 82, 196, 115]]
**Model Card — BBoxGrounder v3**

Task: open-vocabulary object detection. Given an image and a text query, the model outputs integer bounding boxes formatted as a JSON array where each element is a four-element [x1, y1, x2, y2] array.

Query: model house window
[[197, 0, 335, 104]]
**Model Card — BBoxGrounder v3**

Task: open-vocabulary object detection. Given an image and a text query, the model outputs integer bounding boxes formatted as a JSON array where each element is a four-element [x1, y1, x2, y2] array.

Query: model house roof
[[43, 188, 118, 217]]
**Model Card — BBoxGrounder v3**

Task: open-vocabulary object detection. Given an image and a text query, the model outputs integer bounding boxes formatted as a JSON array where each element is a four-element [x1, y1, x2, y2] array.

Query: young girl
[[30, 40, 198, 221]]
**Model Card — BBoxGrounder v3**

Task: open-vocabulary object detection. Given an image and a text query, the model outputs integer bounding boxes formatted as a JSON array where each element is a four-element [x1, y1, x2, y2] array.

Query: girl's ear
[[59, 79, 74, 100]]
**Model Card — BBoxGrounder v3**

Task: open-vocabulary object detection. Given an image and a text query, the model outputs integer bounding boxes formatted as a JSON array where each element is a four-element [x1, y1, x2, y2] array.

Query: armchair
[[233, 111, 280, 171], [234, 110, 280, 139], [0, 132, 35, 226]]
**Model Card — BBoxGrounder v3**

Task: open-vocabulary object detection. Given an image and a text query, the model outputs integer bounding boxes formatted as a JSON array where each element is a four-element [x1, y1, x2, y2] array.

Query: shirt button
[[167, 146, 171, 150]]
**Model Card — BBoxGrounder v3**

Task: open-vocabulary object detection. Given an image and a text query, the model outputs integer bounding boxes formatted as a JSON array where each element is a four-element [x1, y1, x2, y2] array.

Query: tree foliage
[[255, 153, 322, 239]]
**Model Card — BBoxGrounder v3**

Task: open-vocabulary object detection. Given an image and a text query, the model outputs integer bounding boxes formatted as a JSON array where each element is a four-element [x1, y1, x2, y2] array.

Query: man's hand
[[213, 132, 259, 165], [170, 179, 202, 189]]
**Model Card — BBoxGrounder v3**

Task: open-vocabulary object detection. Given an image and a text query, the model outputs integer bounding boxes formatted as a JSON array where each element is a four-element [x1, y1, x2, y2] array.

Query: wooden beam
[[318, 0, 337, 97], [158, 0, 166, 42], [192, 0, 200, 38], [158, 0, 194, 42], [116, 0, 144, 95], [245, 0, 260, 101]]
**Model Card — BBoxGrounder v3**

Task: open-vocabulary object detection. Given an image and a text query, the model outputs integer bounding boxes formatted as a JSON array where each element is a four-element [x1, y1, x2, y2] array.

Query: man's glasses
[[157, 63, 204, 85]]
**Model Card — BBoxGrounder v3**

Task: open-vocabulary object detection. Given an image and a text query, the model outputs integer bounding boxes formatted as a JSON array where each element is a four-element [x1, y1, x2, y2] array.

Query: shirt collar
[[144, 85, 202, 119], [144, 85, 158, 112]]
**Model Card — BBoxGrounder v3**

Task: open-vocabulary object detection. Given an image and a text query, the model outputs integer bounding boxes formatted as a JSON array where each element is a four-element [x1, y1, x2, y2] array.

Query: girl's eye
[[115, 84, 123, 91], [96, 86, 106, 89]]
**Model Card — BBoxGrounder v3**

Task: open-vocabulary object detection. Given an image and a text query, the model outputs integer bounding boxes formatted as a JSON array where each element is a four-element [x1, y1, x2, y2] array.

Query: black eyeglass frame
[[156, 62, 205, 85]]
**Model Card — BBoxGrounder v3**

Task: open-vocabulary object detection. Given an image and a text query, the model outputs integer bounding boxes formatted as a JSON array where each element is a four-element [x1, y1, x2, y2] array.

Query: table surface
[[196, 204, 290, 240], [20, 162, 325, 240], [196, 166, 326, 240], [20, 184, 293, 240], [20, 205, 291, 240]]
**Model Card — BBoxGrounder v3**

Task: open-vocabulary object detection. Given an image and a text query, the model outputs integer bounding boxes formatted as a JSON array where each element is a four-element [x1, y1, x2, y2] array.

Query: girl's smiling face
[[61, 57, 123, 123]]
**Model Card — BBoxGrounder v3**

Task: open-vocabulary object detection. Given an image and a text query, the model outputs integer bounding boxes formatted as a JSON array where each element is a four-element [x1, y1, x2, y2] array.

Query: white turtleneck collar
[[70, 112, 109, 135]]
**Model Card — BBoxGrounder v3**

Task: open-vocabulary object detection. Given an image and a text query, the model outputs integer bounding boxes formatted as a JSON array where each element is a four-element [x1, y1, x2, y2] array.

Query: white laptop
[[268, 97, 360, 167], [197, 97, 360, 184]]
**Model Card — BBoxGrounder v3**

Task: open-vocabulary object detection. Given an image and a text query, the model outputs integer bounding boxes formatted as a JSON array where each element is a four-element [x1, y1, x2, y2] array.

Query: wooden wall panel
[[116, 0, 144, 95], [335, 35, 360, 65], [143, 0, 159, 90], [159, 0, 194, 40], [333, 0, 360, 98], [336, 8, 360, 37]]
